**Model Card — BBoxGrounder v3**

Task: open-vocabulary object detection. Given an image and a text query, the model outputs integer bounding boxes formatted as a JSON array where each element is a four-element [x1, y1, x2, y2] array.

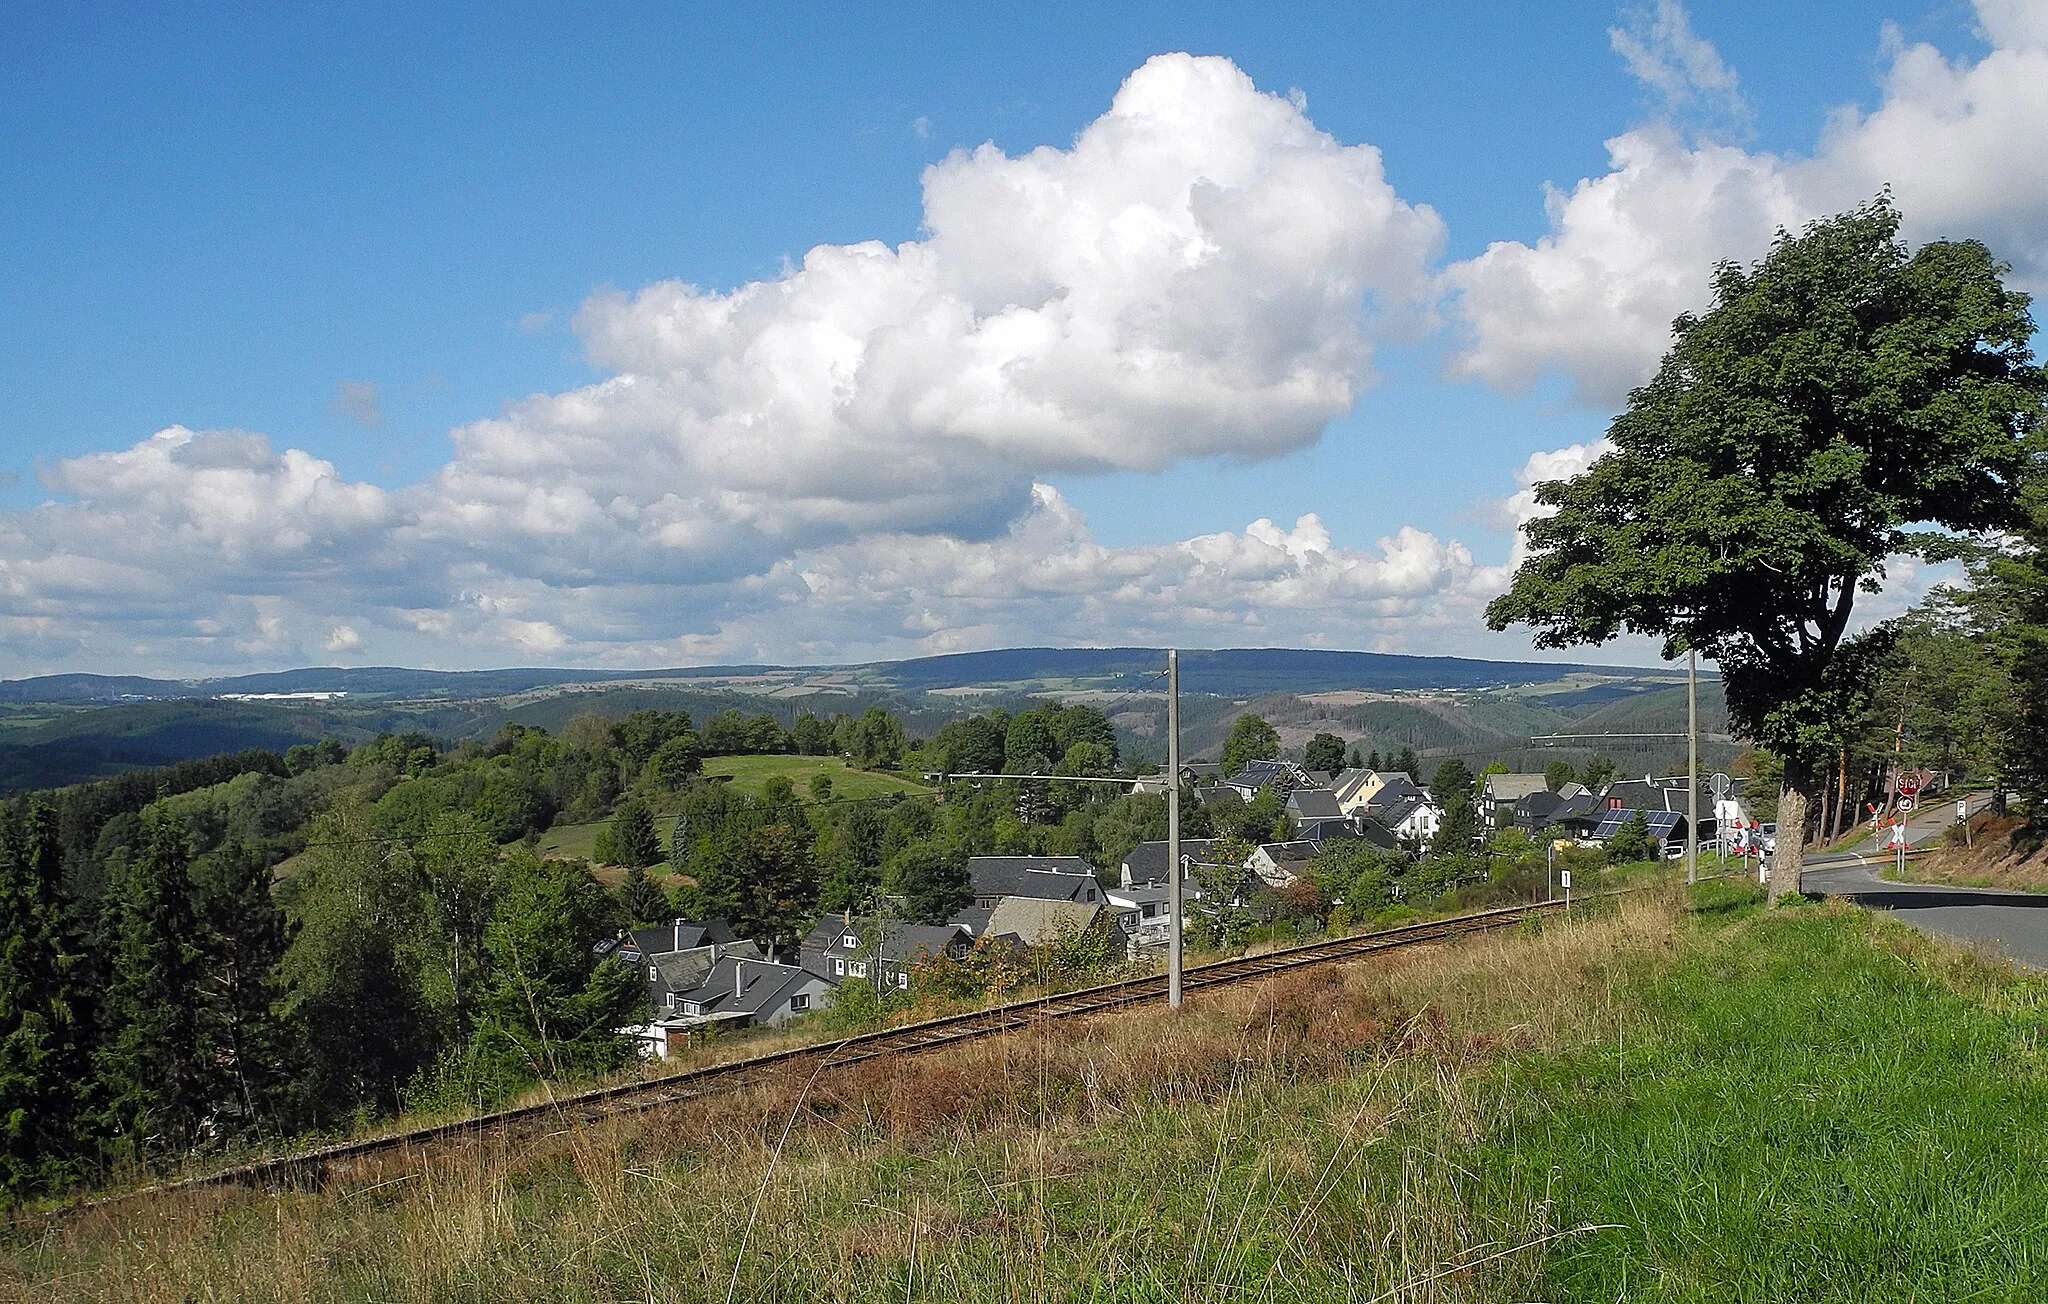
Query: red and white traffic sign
[[1899, 796, 1916, 813], [1897, 771, 1923, 796]]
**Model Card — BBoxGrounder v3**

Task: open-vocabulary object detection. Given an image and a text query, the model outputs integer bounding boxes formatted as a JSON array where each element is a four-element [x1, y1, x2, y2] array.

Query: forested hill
[[867, 646, 1639, 694], [0, 645, 1674, 704]]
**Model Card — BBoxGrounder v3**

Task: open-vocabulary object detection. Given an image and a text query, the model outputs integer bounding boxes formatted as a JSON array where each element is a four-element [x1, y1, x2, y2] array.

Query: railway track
[[84, 893, 1598, 1210]]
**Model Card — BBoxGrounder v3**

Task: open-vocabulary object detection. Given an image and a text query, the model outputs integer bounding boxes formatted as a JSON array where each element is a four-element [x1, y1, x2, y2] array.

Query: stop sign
[[1898, 771, 1923, 796]]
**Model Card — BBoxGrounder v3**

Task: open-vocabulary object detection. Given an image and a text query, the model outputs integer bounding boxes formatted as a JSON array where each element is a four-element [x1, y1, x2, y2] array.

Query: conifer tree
[[191, 841, 298, 1137], [594, 799, 662, 868], [0, 802, 94, 1200], [96, 808, 212, 1159], [618, 862, 671, 925]]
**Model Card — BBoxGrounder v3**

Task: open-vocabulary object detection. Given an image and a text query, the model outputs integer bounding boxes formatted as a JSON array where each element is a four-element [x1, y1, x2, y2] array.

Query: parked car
[[1759, 822, 1777, 854]]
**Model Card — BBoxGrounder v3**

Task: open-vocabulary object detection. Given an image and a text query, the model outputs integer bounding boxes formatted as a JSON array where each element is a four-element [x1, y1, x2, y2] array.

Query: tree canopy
[[1487, 199, 2046, 896], [1303, 732, 1347, 773], [1220, 714, 1280, 776]]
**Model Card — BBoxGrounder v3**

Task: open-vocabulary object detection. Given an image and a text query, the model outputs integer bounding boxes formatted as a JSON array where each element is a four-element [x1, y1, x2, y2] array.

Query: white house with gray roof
[[799, 916, 969, 993]]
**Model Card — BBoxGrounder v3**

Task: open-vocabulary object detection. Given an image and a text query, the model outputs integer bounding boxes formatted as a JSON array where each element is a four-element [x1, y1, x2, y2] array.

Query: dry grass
[[2, 892, 1689, 1303], [1893, 812, 2048, 892]]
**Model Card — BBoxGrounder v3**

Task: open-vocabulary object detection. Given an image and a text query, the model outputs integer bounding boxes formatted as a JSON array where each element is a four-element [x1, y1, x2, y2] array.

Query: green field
[[535, 813, 683, 862], [698, 753, 933, 800]]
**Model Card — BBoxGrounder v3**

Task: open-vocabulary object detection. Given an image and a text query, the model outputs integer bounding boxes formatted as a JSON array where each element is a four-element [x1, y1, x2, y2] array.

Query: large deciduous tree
[[1220, 714, 1280, 776], [1487, 200, 2045, 898], [1303, 732, 1347, 774]]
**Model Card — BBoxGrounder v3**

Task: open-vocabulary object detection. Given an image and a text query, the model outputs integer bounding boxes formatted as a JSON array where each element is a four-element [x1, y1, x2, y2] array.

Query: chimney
[[733, 958, 744, 1002], [674, 919, 682, 953]]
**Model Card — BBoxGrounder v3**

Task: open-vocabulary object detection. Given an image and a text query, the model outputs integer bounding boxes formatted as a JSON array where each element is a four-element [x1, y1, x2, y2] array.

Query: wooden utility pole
[[1166, 649, 1182, 1010], [1686, 648, 1698, 886]]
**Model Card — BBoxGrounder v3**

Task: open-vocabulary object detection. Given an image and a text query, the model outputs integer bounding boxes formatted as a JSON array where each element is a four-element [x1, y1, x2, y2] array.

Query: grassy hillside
[[20, 887, 2048, 1301], [699, 754, 935, 801]]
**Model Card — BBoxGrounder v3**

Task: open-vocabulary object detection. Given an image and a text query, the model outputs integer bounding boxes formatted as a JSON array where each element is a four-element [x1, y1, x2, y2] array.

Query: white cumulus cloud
[[421, 53, 1444, 584], [1447, 0, 2048, 405]]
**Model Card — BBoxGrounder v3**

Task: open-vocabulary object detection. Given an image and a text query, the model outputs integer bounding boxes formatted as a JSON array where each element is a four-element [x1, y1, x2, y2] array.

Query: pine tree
[[618, 862, 671, 925], [96, 808, 212, 1160], [191, 841, 298, 1139], [0, 802, 94, 1201], [594, 799, 662, 868]]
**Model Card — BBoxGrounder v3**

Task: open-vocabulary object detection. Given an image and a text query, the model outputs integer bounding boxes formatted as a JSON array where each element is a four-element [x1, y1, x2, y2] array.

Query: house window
[[897, 972, 910, 990], [848, 961, 869, 978], [841, 933, 858, 948], [833, 958, 845, 975], [648, 965, 658, 981], [665, 993, 676, 1009], [790, 994, 810, 1011], [1086, 888, 1097, 901], [684, 1001, 702, 1015], [1142, 903, 1158, 918]]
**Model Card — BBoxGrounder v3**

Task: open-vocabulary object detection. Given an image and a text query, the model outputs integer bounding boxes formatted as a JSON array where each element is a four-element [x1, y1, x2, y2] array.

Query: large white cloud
[[1446, 0, 2048, 404], [422, 53, 1444, 584]]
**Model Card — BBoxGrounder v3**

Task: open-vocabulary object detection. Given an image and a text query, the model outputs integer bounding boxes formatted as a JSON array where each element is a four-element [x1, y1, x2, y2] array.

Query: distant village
[[604, 758, 1755, 1058]]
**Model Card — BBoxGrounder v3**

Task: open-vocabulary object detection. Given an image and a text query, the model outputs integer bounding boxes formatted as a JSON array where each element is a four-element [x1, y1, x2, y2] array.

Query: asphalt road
[[1800, 794, 2048, 970]]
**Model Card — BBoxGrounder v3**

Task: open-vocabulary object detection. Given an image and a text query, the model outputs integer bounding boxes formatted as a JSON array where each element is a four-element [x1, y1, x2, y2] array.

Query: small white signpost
[[1560, 867, 1571, 908]]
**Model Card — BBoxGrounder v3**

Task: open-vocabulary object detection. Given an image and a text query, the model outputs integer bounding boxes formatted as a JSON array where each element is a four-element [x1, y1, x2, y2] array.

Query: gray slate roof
[[670, 956, 829, 1021], [1287, 788, 1343, 820], [964, 855, 1102, 903], [1121, 838, 1218, 885], [1363, 775, 1426, 813], [1229, 759, 1292, 791], [1310, 820, 1400, 852], [800, 916, 967, 965], [1481, 774, 1552, 803], [598, 918, 737, 961]]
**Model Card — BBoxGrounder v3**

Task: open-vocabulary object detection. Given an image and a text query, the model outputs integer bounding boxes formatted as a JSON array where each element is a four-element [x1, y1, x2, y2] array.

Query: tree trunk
[[1769, 780, 1811, 902]]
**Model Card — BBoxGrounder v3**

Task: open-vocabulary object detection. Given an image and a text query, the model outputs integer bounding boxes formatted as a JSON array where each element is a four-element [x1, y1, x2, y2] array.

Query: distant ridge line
[[0, 646, 1692, 704]]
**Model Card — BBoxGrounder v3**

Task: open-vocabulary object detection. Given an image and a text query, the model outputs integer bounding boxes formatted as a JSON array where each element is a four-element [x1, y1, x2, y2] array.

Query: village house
[[1362, 775, 1442, 847], [628, 954, 833, 1058], [1478, 773, 1553, 829], [799, 916, 969, 992], [1330, 766, 1401, 814], [946, 854, 1130, 950], [1512, 788, 1603, 838], [1103, 878, 1195, 954], [1220, 758, 1310, 801], [1249, 839, 1319, 887], [594, 918, 766, 1020]]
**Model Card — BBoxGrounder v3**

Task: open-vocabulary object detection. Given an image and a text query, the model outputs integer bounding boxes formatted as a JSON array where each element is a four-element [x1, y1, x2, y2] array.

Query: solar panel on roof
[[1591, 809, 1682, 840]]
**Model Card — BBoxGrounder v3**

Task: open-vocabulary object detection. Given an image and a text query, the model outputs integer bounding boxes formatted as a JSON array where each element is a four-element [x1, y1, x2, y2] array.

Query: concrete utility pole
[[1686, 647, 1699, 886], [1167, 648, 1182, 1010]]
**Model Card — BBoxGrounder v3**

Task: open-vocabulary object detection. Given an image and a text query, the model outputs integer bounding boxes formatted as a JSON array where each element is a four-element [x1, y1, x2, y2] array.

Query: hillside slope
[[19, 888, 2044, 1302]]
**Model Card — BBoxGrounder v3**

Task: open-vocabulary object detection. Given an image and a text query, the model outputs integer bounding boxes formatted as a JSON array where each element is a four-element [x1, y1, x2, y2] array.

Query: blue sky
[[1, 1, 2042, 676]]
